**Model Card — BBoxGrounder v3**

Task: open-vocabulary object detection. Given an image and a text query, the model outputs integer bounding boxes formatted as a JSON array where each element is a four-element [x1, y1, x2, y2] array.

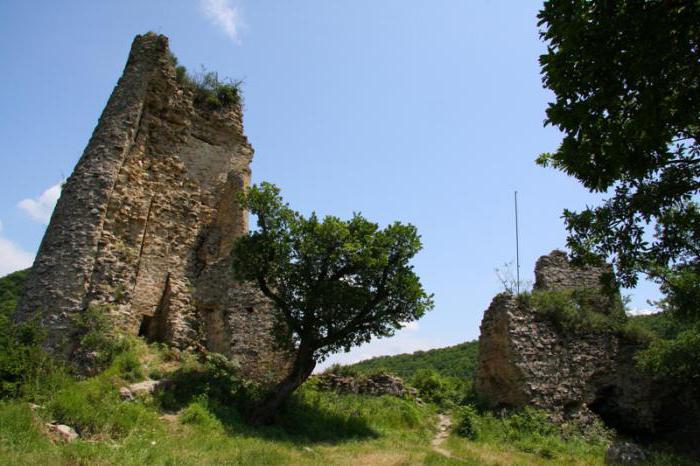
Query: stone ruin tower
[[15, 33, 288, 382], [475, 251, 658, 432]]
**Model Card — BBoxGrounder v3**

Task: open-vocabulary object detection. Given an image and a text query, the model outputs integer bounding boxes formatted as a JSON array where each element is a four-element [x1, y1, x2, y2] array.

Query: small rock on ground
[[47, 423, 79, 442], [127, 379, 171, 396], [605, 442, 648, 465]]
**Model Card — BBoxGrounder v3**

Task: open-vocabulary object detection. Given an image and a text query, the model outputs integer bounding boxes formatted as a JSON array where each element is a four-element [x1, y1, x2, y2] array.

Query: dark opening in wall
[[589, 385, 648, 436], [138, 315, 153, 338], [138, 311, 168, 344]]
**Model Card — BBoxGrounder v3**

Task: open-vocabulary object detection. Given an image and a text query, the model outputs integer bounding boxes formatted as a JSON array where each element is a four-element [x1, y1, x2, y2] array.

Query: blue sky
[[0, 1, 660, 366]]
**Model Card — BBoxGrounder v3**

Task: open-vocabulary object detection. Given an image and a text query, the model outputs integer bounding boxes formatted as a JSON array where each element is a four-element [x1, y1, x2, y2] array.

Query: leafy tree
[[537, 0, 700, 291], [537, 0, 700, 385], [232, 183, 433, 423]]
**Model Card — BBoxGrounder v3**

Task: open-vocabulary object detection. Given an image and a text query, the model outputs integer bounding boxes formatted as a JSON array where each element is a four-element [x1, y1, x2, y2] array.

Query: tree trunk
[[248, 346, 316, 425]]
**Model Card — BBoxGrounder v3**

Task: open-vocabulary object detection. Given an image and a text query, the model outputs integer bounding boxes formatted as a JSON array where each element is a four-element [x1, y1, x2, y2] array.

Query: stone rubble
[[316, 372, 418, 398]]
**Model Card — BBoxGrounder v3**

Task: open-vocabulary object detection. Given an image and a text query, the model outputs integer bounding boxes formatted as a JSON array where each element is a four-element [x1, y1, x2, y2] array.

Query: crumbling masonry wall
[[15, 33, 290, 382]]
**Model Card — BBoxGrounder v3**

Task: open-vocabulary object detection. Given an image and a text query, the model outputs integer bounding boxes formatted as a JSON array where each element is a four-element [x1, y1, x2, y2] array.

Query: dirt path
[[431, 413, 454, 458]]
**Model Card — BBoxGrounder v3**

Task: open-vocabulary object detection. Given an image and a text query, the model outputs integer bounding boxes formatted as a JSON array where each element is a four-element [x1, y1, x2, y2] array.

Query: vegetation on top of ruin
[[168, 52, 242, 110], [514, 288, 663, 347]]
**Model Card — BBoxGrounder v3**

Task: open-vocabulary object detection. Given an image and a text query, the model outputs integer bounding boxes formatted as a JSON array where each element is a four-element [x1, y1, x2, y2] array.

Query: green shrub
[[454, 405, 480, 439], [186, 67, 242, 110], [619, 318, 656, 345], [167, 50, 242, 110], [0, 269, 29, 317], [409, 368, 464, 407], [180, 399, 220, 427], [106, 351, 144, 382], [0, 317, 65, 400], [72, 305, 134, 371], [636, 322, 700, 384], [154, 352, 251, 413], [502, 407, 556, 439], [530, 288, 625, 334], [323, 363, 359, 377], [175, 65, 187, 83]]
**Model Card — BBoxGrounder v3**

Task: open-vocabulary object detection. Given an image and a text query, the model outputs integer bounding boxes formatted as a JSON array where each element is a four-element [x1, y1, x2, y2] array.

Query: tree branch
[[256, 275, 302, 334]]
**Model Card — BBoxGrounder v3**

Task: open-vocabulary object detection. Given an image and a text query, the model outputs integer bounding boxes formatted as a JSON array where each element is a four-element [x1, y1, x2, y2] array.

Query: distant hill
[[0, 269, 28, 318], [347, 340, 479, 380]]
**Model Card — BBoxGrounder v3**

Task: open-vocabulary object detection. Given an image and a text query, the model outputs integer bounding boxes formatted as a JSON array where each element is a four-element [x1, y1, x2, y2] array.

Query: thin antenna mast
[[515, 191, 521, 295]]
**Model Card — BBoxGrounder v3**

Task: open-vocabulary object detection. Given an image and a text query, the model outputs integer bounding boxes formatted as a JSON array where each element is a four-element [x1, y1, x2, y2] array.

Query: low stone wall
[[316, 373, 418, 398]]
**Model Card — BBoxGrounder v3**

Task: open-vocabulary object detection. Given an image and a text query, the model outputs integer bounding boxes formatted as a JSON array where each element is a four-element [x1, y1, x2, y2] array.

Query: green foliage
[[179, 399, 220, 427], [0, 269, 66, 400], [538, 1, 700, 289], [233, 182, 433, 421], [537, 1, 700, 391], [155, 351, 252, 413], [636, 322, 700, 385], [0, 269, 28, 317], [168, 50, 242, 110], [322, 363, 359, 377], [451, 406, 612, 461], [529, 288, 626, 334], [627, 311, 683, 340], [409, 368, 465, 408], [348, 340, 479, 380], [106, 351, 145, 382], [233, 182, 434, 362], [48, 376, 159, 438], [188, 68, 242, 110], [454, 405, 479, 440], [72, 305, 134, 371]]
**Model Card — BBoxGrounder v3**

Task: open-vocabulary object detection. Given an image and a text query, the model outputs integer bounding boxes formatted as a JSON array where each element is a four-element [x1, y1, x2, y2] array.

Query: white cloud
[[17, 183, 61, 225], [627, 307, 659, 316], [402, 321, 420, 332], [0, 220, 34, 276], [317, 325, 440, 372], [201, 0, 243, 43]]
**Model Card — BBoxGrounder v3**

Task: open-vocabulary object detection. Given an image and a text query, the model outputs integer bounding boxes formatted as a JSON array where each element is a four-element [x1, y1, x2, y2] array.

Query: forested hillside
[[347, 341, 479, 380], [0, 269, 28, 318]]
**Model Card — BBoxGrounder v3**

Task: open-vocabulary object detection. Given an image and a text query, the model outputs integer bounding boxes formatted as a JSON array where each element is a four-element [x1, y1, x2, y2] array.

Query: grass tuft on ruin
[[169, 52, 242, 110]]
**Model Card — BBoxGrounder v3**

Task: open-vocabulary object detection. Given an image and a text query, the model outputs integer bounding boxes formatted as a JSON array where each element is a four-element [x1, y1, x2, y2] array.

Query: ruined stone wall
[[533, 250, 610, 292], [16, 33, 290, 382], [475, 251, 660, 433]]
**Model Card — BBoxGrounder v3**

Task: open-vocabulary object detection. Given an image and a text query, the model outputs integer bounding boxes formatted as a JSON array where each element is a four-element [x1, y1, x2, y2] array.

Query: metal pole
[[515, 191, 520, 295]]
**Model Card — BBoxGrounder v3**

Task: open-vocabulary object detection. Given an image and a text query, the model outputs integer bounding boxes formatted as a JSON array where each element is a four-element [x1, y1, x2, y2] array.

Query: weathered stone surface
[[316, 372, 418, 398], [119, 386, 135, 401], [14, 32, 291, 383], [474, 251, 663, 433], [533, 250, 611, 293], [128, 379, 171, 396]]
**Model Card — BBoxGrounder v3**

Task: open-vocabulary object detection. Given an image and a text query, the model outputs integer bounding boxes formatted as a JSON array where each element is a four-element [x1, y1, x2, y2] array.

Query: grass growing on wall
[[168, 52, 242, 110]]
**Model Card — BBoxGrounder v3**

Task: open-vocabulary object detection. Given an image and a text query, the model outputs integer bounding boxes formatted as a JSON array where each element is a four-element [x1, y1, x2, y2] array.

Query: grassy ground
[[0, 336, 695, 465]]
